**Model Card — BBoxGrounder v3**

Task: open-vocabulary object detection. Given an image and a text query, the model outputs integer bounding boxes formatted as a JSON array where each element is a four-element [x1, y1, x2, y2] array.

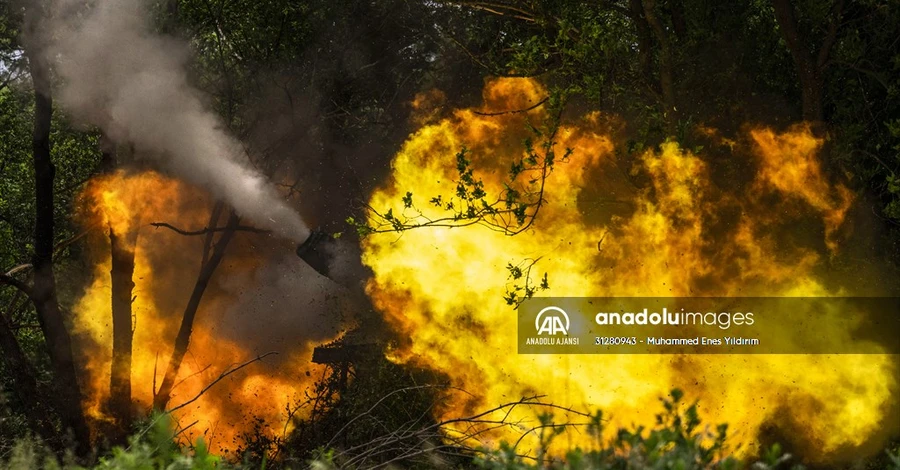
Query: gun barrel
[[296, 228, 334, 279]]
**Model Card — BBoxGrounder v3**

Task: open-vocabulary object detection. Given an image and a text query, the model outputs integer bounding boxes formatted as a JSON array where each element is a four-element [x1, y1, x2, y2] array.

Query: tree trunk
[[628, 0, 654, 83], [771, 0, 840, 122], [97, 138, 137, 440], [23, 27, 92, 453], [108, 228, 135, 440], [153, 211, 239, 410], [642, 0, 679, 134], [668, 0, 687, 41], [799, 73, 824, 122]]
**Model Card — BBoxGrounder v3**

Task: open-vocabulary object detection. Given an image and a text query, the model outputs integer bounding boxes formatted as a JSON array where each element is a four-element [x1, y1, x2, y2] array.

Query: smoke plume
[[33, 0, 309, 241]]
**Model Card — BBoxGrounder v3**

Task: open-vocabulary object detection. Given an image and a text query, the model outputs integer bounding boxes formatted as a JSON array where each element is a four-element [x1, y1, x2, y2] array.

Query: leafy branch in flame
[[349, 96, 567, 308], [349, 95, 571, 238], [503, 257, 549, 307]]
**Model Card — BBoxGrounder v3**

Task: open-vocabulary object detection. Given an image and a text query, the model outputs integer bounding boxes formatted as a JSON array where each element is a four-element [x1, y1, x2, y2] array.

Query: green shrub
[[470, 389, 802, 470], [2, 394, 898, 470], [0, 414, 238, 470]]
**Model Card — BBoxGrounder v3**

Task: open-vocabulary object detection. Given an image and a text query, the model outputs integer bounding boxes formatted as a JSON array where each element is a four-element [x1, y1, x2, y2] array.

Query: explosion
[[73, 171, 332, 452], [66, 77, 897, 462], [361, 78, 899, 461]]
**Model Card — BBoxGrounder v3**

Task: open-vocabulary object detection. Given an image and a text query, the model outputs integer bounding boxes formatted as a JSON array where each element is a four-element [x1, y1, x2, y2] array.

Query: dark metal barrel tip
[[296, 227, 335, 280]]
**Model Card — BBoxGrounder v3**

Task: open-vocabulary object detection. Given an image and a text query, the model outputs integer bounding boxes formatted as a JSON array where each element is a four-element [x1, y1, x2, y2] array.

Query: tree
[[771, 0, 844, 122], [101, 144, 137, 442], [152, 209, 241, 411], [1, 0, 91, 453]]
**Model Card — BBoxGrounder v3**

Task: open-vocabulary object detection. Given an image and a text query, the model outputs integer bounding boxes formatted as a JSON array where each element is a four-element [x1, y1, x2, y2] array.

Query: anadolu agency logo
[[527, 306, 580, 346], [536, 306, 570, 335]]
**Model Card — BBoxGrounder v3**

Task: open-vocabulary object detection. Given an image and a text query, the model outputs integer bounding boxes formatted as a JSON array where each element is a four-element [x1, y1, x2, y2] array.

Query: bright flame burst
[[361, 78, 899, 461], [74, 171, 324, 452]]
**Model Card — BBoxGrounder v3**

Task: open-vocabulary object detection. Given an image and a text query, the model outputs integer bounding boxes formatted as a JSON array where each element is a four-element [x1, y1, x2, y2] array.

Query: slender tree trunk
[[772, 0, 842, 123], [668, 0, 687, 41], [800, 74, 824, 122], [108, 228, 135, 439], [98, 139, 137, 440], [153, 211, 239, 410], [627, 0, 654, 82], [642, 0, 679, 134], [772, 0, 820, 121], [22, 15, 92, 452]]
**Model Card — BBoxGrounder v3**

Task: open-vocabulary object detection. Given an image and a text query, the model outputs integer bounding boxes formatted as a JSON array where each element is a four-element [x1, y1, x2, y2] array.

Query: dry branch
[[323, 386, 600, 468], [473, 96, 549, 116], [165, 351, 277, 414], [150, 221, 270, 236], [0, 273, 35, 300]]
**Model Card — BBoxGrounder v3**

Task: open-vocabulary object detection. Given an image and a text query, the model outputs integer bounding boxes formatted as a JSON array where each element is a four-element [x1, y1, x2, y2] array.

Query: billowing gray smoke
[[33, 0, 310, 242]]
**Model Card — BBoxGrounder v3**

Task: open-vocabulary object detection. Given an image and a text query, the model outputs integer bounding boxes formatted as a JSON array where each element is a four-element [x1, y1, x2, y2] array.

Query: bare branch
[[444, 1, 537, 22], [322, 384, 604, 469], [149, 222, 270, 236], [833, 60, 890, 90], [173, 420, 199, 439], [165, 351, 277, 414], [170, 363, 213, 395], [473, 96, 549, 116], [0, 274, 35, 300], [325, 385, 444, 450], [2, 229, 89, 279], [4, 264, 32, 277]]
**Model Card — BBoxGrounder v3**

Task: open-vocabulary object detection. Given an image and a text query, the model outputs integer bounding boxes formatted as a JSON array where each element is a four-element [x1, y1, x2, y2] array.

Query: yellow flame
[[750, 127, 853, 251], [361, 78, 898, 461]]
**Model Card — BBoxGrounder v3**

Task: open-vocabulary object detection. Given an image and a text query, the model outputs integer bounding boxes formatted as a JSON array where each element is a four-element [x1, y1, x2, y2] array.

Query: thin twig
[[473, 96, 549, 116], [170, 363, 213, 395], [165, 352, 277, 414], [173, 420, 199, 439]]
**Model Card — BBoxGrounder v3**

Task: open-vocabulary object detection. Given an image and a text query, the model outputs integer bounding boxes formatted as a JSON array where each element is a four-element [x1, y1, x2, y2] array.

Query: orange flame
[[361, 78, 899, 462], [73, 170, 327, 452]]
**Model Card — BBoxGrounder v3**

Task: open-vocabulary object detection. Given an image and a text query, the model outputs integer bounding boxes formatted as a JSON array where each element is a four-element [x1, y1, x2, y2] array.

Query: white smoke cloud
[[37, 0, 310, 241]]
